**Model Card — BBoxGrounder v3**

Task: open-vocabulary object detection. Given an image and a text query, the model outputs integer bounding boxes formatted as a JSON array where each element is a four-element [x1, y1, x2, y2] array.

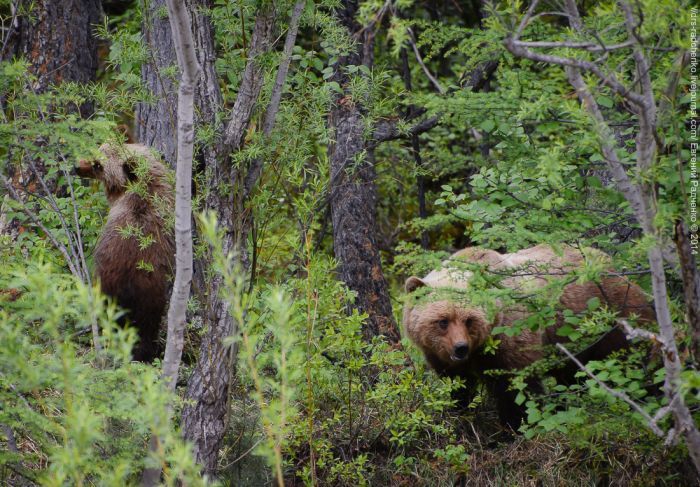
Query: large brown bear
[[403, 244, 656, 428], [76, 143, 174, 362]]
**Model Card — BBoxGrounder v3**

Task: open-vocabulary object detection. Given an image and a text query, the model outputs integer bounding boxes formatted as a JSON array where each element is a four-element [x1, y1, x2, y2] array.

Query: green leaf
[[597, 96, 614, 108], [480, 119, 496, 133]]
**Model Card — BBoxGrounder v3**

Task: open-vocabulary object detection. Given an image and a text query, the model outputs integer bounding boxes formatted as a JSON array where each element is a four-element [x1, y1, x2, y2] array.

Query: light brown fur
[[77, 143, 174, 362], [403, 245, 655, 427]]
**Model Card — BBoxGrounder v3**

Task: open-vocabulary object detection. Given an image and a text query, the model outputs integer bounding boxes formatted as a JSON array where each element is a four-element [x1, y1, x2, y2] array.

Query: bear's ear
[[405, 276, 427, 293]]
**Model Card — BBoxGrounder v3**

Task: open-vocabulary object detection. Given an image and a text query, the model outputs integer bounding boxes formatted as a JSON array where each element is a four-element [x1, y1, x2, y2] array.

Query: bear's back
[[434, 244, 589, 292]]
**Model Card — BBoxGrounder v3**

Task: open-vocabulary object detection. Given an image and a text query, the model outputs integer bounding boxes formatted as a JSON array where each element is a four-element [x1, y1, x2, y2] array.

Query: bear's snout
[[452, 342, 469, 360]]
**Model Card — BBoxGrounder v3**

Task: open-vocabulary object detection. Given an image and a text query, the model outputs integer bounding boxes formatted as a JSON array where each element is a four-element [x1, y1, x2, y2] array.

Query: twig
[[2, 176, 81, 278], [221, 437, 264, 468], [371, 114, 441, 146], [618, 318, 667, 348], [58, 161, 100, 353], [513, 39, 635, 51], [25, 157, 86, 283], [556, 343, 665, 437], [406, 27, 445, 94]]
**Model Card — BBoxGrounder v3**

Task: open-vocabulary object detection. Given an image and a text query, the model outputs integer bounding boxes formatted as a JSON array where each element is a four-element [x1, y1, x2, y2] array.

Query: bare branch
[[406, 27, 445, 94], [507, 0, 644, 107], [618, 318, 667, 348], [221, 10, 275, 152], [556, 343, 665, 437], [244, 0, 306, 196], [2, 177, 81, 278], [371, 114, 441, 146], [514, 0, 540, 38], [513, 39, 635, 52], [505, 38, 645, 107], [619, 0, 657, 172], [25, 158, 85, 282], [564, 66, 653, 234]]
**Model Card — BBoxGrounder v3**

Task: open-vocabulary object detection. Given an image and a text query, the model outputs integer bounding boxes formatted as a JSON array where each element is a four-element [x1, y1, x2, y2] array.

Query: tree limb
[[244, 0, 305, 197], [406, 27, 445, 94], [556, 343, 665, 436], [221, 10, 276, 152], [371, 115, 440, 147]]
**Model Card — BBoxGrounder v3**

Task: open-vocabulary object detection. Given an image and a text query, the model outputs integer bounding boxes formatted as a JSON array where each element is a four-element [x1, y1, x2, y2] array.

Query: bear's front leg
[[491, 378, 543, 431]]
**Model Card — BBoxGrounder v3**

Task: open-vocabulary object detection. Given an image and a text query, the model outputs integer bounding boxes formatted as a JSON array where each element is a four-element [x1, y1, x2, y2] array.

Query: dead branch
[[244, 0, 306, 197], [556, 343, 665, 437], [406, 27, 445, 94]]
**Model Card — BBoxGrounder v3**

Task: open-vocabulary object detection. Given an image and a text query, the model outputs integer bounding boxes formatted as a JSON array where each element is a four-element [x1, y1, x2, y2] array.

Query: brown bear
[[76, 143, 174, 362], [403, 244, 656, 428]]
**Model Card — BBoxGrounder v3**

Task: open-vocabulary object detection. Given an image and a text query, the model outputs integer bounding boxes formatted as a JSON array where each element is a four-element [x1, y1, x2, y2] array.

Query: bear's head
[[403, 274, 493, 369], [75, 143, 167, 203]]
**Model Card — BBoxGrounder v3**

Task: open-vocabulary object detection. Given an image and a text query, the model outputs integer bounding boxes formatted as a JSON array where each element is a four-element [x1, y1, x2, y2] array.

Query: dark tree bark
[[328, 1, 400, 344], [135, 0, 178, 168], [0, 0, 102, 238], [2, 0, 102, 100]]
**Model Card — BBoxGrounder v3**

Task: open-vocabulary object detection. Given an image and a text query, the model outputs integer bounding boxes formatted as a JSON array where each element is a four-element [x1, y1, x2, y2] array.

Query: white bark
[[162, 0, 199, 395], [141, 1, 200, 485]]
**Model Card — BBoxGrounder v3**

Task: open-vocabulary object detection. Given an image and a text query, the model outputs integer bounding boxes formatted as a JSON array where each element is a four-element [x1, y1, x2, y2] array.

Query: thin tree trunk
[[136, 0, 178, 168], [328, 0, 400, 344], [140, 1, 198, 484]]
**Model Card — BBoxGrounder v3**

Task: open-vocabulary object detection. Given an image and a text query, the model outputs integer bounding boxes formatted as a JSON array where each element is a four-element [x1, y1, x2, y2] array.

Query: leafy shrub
[[0, 262, 202, 486]]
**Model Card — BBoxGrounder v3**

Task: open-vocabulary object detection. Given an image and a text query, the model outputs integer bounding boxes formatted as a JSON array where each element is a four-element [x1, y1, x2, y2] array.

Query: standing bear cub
[[403, 245, 656, 429], [77, 143, 174, 362]]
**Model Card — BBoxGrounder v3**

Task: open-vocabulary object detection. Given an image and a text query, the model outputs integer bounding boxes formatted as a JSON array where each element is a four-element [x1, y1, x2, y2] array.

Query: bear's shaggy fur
[[403, 244, 656, 428], [77, 143, 174, 362]]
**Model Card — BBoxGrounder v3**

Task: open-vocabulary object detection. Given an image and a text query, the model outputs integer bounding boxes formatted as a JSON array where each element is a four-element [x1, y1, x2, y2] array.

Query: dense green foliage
[[1, 0, 698, 485]]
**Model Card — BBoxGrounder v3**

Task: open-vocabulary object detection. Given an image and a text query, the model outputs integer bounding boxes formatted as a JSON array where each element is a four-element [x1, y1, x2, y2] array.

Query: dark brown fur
[[403, 245, 656, 428], [77, 143, 174, 361]]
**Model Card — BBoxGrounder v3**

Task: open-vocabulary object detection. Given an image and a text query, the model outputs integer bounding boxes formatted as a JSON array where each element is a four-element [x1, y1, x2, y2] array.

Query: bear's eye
[[463, 318, 473, 327], [437, 319, 449, 330]]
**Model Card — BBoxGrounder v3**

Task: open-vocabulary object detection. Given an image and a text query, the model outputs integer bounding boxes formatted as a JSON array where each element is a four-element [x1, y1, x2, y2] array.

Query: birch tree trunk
[[140, 0, 198, 484], [135, 1, 306, 475]]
